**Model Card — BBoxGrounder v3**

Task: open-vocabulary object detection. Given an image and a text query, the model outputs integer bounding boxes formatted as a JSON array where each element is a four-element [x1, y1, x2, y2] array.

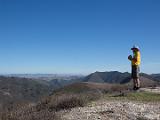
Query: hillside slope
[[0, 76, 52, 109], [151, 74, 160, 82]]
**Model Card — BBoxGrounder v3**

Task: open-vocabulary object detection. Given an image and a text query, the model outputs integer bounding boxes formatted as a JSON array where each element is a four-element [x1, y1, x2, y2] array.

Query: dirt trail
[[59, 87, 160, 120], [61, 99, 160, 120], [139, 87, 160, 94]]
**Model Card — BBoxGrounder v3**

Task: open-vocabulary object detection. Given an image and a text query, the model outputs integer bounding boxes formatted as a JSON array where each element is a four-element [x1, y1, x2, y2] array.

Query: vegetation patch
[[105, 91, 160, 102], [0, 91, 101, 120]]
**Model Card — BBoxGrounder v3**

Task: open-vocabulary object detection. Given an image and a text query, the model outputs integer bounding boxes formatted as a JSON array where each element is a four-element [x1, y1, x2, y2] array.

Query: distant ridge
[[83, 71, 131, 83], [151, 74, 160, 82], [83, 71, 160, 86]]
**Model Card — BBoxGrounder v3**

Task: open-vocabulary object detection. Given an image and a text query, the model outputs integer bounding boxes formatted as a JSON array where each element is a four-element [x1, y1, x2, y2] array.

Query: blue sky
[[0, 0, 160, 74]]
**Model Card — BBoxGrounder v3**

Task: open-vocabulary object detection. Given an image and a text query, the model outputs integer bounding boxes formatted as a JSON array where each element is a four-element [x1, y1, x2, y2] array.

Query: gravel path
[[140, 87, 160, 94], [61, 99, 160, 120]]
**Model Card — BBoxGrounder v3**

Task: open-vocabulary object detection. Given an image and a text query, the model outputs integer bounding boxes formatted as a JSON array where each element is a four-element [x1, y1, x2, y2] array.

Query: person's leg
[[134, 78, 138, 90], [133, 78, 137, 90], [137, 78, 140, 88], [136, 66, 140, 89], [132, 66, 137, 90]]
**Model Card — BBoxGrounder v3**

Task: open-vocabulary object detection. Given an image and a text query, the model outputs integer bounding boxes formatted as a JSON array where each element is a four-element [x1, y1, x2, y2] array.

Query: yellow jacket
[[131, 51, 141, 66]]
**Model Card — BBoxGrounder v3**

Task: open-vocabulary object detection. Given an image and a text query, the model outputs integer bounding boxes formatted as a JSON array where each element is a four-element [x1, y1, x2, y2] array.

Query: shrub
[[47, 91, 101, 111], [49, 94, 85, 111], [0, 91, 101, 120]]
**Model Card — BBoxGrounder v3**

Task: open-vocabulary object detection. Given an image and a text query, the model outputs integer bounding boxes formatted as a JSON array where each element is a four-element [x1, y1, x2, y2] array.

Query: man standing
[[128, 45, 141, 90]]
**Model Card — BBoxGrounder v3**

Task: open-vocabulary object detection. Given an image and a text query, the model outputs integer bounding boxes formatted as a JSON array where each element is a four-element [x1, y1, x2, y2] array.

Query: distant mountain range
[[53, 72, 160, 95], [50, 71, 160, 95], [3, 72, 160, 82], [0, 71, 159, 110], [84, 71, 159, 82], [2, 74, 84, 81]]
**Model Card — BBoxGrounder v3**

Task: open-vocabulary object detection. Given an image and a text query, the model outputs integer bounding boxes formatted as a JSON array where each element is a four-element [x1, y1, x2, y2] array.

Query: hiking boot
[[136, 87, 140, 90], [133, 86, 137, 90]]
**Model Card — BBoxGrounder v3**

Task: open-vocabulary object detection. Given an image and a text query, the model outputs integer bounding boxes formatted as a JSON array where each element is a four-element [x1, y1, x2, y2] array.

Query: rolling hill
[[83, 71, 130, 83], [0, 76, 52, 110], [83, 71, 160, 84], [151, 74, 160, 81]]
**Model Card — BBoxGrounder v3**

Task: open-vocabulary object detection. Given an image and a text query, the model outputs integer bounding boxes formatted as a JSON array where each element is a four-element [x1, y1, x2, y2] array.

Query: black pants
[[132, 65, 140, 79], [132, 65, 140, 88]]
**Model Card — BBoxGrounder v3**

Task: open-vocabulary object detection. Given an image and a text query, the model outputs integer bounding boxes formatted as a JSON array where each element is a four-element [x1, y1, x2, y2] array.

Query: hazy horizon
[[0, 70, 159, 75]]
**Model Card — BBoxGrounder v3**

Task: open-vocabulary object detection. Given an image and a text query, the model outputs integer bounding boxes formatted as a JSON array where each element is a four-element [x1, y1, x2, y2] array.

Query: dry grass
[[0, 91, 101, 120], [1, 81, 158, 120]]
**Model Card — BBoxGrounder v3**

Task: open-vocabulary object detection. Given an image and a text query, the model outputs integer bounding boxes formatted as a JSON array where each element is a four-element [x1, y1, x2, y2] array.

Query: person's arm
[[128, 55, 132, 61], [132, 57, 137, 62]]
